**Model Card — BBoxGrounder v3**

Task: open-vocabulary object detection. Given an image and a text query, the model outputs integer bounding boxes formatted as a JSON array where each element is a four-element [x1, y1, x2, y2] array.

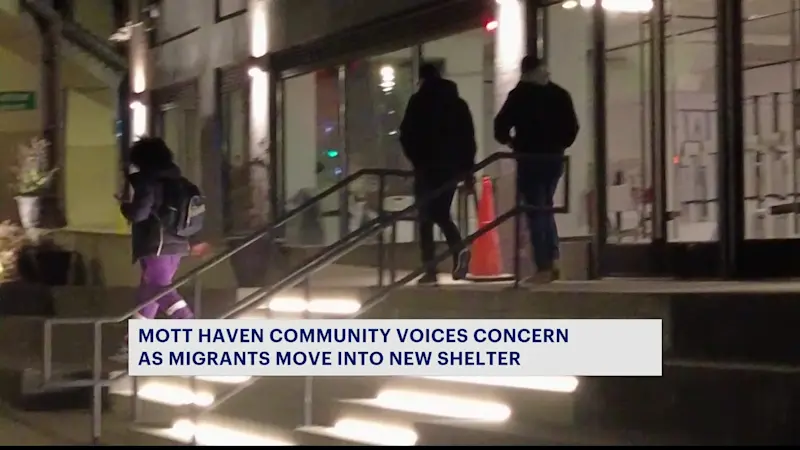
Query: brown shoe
[[524, 270, 558, 285]]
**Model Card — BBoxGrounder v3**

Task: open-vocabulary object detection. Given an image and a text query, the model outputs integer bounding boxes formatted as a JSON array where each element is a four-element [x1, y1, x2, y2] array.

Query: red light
[[485, 20, 498, 31]]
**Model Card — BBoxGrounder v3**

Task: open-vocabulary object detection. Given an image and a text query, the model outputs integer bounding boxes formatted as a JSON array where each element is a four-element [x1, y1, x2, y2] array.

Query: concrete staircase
[[3, 274, 800, 444]]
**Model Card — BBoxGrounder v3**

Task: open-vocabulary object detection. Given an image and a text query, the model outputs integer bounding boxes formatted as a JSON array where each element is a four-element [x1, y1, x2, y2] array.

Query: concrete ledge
[[584, 364, 800, 445], [283, 239, 592, 279]]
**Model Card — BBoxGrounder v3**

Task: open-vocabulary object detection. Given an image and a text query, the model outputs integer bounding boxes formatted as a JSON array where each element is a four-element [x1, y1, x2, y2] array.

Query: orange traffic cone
[[467, 176, 511, 281]]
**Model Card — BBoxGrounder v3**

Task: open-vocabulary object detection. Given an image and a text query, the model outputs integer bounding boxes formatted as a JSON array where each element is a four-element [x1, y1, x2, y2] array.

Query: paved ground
[[313, 264, 800, 294], [0, 405, 168, 445], [0, 406, 85, 445]]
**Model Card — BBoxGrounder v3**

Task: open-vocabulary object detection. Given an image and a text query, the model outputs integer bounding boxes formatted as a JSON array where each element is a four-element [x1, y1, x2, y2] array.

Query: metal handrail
[[44, 152, 567, 443], [202, 204, 532, 416], [218, 152, 568, 320], [42, 168, 410, 327], [193, 152, 569, 418]]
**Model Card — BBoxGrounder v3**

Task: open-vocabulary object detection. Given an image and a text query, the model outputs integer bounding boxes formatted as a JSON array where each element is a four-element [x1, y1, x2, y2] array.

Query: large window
[[152, 84, 200, 184], [604, 8, 653, 244], [281, 68, 344, 246], [543, 3, 592, 240], [219, 72, 250, 234], [740, 2, 798, 240], [665, 0, 719, 243]]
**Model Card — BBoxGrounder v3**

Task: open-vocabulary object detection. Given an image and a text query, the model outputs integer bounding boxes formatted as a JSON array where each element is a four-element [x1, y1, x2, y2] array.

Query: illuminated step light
[[374, 389, 512, 422], [138, 383, 214, 407], [196, 376, 251, 384], [422, 376, 579, 393], [169, 419, 292, 446], [330, 418, 417, 446], [265, 297, 361, 315]]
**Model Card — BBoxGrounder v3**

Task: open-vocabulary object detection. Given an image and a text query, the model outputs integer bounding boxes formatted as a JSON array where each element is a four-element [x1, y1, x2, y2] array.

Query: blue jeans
[[517, 159, 564, 271]]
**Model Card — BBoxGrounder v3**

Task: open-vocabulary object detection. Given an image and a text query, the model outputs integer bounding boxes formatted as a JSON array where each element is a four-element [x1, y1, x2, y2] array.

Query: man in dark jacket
[[495, 56, 579, 283], [400, 63, 476, 285], [111, 137, 195, 362]]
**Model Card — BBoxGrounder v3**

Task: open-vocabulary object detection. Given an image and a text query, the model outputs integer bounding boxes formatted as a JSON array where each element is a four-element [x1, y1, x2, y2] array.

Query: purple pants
[[134, 255, 194, 320]]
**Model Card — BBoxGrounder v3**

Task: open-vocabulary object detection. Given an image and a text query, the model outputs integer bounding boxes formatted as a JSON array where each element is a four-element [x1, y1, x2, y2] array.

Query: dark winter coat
[[494, 80, 579, 156], [399, 78, 477, 177], [121, 163, 190, 261]]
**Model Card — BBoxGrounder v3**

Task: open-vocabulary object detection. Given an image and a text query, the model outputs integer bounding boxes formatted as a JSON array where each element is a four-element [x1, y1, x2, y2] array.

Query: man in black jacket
[[495, 56, 579, 283], [400, 63, 476, 285]]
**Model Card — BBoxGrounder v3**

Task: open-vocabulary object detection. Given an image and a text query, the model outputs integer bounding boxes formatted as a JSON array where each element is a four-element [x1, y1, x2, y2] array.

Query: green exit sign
[[0, 91, 36, 111]]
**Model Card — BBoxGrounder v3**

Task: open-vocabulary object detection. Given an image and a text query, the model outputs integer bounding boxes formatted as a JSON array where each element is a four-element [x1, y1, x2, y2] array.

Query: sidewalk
[[0, 405, 166, 446]]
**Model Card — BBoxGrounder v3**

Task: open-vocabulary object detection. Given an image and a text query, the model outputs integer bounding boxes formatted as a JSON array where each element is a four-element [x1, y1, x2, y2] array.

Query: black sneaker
[[417, 273, 438, 286], [452, 249, 471, 281]]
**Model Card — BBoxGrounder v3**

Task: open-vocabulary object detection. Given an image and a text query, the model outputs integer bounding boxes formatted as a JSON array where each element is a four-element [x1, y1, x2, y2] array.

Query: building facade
[[128, 0, 799, 279]]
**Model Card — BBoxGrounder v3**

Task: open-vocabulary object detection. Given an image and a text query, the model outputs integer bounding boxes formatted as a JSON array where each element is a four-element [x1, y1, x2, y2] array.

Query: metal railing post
[[389, 221, 397, 284], [43, 321, 52, 383], [91, 322, 103, 444], [302, 276, 313, 426], [377, 174, 386, 288], [190, 276, 202, 445], [131, 376, 140, 423], [513, 172, 522, 288]]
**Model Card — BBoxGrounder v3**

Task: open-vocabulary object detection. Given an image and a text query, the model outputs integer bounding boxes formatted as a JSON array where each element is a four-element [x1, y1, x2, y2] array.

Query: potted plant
[[11, 138, 60, 230]]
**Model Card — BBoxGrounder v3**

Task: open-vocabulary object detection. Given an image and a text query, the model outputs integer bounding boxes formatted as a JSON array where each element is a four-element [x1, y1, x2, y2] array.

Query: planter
[[14, 195, 65, 230], [227, 236, 288, 287], [17, 245, 72, 286], [15, 195, 44, 229]]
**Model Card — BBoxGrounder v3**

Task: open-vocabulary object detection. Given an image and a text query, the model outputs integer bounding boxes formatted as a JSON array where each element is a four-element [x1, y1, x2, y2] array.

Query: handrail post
[[513, 173, 522, 288], [43, 321, 52, 383], [131, 376, 140, 423], [189, 375, 198, 446], [377, 174, 386, 288], [190, 277, 202, 445], [193, 277, 202, 320], [389, 221, 397, 284], [91, 322, 103, 444], [302, 276, 313, 426]]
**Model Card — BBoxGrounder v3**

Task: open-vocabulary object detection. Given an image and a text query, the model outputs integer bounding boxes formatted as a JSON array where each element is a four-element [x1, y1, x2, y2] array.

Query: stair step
[[414, 419, 730, 446], [141, 416, 295, 446], [386, 376, 575, 425], [294, 425, 387, 446], [210, 376, 386, 429], [330, 398, 479, 428]]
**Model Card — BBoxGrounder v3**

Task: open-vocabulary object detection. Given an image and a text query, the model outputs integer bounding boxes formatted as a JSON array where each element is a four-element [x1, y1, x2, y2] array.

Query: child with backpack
[[110, 137, 205, 362]]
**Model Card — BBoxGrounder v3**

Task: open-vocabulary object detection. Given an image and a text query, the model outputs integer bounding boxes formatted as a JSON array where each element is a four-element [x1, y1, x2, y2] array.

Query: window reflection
[[345, 49, 415, 238], [282, 69, 343, 246], [666, 0, 718, 242], [220, 84, 250, 234]]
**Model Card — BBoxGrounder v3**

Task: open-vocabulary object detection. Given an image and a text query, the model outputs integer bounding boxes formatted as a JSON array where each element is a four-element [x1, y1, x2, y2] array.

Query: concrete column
[[492, 0, 528, 275], [195, 5, 224, 238], [36, 15, 67, 227], [248, 0, 271, 225], [548, 7, 592, 239], [128, 0, 150, 139]]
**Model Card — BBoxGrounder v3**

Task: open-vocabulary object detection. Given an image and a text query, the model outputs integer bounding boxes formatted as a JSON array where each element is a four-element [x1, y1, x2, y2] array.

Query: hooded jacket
[[399, 78, 477, 176], [494, 79, 579, 155], [121, 163, 190, 261]]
